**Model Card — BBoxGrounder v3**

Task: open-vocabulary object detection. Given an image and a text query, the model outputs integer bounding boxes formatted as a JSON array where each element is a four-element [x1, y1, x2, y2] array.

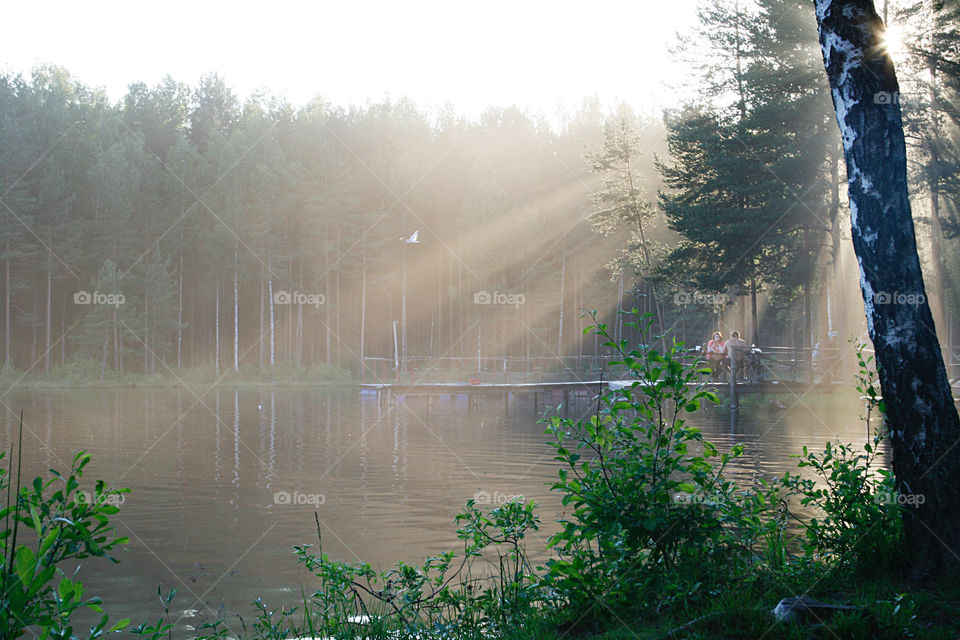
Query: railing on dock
[[360, 345, 850, 387]]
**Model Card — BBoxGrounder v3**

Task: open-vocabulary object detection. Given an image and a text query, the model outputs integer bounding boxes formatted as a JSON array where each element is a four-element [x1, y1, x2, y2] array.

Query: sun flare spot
[[881, 22, 907, 58]]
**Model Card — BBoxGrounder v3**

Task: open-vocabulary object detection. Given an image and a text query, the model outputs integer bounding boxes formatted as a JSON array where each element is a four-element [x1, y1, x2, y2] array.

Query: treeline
[[3, 0, 956, 381], [0, 68, 664, 379]]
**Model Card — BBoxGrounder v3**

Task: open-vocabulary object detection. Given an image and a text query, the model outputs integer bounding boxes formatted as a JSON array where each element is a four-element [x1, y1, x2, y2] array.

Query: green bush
[[542, 311, 752, 617], [780, 344, 903, 572], [0, 415, 130, 638], [289, 497, 542, 638]]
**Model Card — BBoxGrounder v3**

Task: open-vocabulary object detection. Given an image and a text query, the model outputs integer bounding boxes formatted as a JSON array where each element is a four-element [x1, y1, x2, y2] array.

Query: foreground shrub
[[543, 312, 751, 616], [0, 415, 129, 638], [291, 497, 542, 638], [780, 344, 904, 573]]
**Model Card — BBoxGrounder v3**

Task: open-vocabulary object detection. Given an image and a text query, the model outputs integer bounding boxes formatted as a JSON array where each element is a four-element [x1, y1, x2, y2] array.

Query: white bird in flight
[[402, 230, 420, 244]]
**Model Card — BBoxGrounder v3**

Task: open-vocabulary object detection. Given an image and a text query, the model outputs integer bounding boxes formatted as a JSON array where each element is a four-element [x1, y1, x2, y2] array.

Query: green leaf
[[14, 546, 36, 586], [110, 618, 131, 632]]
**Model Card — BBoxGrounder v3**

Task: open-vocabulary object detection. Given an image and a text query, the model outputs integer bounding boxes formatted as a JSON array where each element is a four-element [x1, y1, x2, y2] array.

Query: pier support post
[[729, 349, 739, 409]]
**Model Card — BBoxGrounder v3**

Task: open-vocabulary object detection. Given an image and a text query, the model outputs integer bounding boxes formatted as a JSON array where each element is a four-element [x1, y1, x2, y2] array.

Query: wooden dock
[[359, 379, 840, 394], [359, 379, 842, 411]]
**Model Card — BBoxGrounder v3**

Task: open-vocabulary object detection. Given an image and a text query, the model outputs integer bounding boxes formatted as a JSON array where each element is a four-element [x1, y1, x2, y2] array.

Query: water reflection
[[0, 387, 871, 634]]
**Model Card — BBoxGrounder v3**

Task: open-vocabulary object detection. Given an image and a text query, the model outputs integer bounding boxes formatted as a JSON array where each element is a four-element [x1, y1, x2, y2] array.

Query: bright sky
[[1, 0, 699, 119]]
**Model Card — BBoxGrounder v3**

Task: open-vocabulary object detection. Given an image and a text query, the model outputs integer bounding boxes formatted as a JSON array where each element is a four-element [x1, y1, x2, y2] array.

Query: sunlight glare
[[881, 22, 907, 58]]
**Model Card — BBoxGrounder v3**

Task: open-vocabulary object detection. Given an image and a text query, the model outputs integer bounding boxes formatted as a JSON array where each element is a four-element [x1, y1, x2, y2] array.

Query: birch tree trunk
[[816, 0, 960, 578]]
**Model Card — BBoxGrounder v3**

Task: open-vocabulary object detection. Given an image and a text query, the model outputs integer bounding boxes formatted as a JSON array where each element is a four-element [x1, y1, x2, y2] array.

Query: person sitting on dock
[[706, 331, 725, 381], [724, 331, 749, 382]]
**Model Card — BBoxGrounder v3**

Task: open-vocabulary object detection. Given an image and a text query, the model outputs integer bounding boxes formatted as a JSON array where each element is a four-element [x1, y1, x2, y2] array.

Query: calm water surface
[[0, 387, 870, 633]]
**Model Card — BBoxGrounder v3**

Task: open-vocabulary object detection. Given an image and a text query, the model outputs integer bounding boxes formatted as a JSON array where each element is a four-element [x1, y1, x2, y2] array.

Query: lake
[[0, 386, 871, 634]]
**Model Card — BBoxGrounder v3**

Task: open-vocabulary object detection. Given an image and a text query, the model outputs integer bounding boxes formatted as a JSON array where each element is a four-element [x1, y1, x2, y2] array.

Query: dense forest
[[0, 0, 957, 381]]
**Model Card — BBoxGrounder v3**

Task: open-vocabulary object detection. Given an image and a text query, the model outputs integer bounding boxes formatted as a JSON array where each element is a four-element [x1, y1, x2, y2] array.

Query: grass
[[470, 573, 960, 640]]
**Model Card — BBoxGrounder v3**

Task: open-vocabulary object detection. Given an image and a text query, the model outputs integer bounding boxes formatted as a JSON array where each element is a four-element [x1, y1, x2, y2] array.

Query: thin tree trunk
[[401, 244, 407, 374], [927, 49, 945, 335], [233, 242, 239, 373], [558, 257, 566, 357], [215, 277, 220, 375], [437, 236, 443, 360], [259, 263, 265, 373], [100, 328, 109, 381], [4, 241, 9, 367], [359, 247, 367, 381], [113, 311, 119, 372], [325, 265, 331, 365], [335, 228, 341, 368], [830, 144, 845, 337], [177, 227, 183, 369], [296, 256, 303, 368], [144, 285, 149, 375], [739, 295, 746, 338], [45, 237, 51, 374], [616, 271, 624, 345], [268, 251, 275, 372], [816, 0, 960, 578]]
